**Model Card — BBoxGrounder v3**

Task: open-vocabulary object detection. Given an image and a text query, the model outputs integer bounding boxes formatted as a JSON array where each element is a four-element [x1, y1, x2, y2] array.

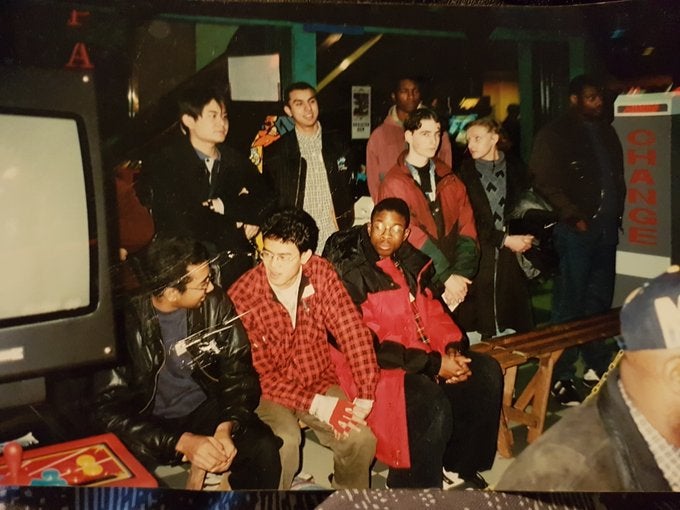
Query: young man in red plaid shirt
[[228, 208, 379, 489]]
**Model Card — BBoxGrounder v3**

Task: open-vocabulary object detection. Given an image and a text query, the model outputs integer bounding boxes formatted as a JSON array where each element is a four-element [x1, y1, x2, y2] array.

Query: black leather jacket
[[263, 127, 356, 230], [92, 290, 260, 466]]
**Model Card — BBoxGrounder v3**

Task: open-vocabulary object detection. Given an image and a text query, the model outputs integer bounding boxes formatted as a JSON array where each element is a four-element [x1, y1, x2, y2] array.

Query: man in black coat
[[92, 237, 281, 489], [141, 86, 275, 288], [530, 75, 626, 406], [263, 81, 355, 253]]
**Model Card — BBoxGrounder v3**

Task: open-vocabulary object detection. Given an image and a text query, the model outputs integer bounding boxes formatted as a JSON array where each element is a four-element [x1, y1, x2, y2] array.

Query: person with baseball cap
[[496, 265, 680, 492]]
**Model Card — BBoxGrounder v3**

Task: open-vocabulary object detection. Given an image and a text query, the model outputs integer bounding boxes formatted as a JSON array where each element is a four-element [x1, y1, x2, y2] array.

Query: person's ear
[[403, 227, 411, 241], [163, 286, 181, 303], [300, 249, 313, 265], [664, 354, 680, 395], [181, 114, 195, 132], [491, 132, 500, 146], [404, 130, 413, 146], [366, 222, 372, 235], [569, 94, 579, 107], [283, 104, 292, 117], [390, 91, 396, 104]]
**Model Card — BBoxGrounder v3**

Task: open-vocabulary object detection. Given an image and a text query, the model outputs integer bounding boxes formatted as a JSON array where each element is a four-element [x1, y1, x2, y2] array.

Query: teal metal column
[[290, 24, 316, 86], [518, 41, 533, 162]]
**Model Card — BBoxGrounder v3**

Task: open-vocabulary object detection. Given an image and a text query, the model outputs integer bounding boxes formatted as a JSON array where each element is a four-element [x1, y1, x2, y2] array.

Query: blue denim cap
[[619, 265, 680, 351]]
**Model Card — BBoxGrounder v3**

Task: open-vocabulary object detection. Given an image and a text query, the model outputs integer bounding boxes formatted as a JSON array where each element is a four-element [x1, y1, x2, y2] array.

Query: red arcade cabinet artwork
[[0, 434, 157, 488]]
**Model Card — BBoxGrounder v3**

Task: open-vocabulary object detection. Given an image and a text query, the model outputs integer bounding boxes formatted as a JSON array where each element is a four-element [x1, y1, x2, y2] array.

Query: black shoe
[[460, 472, 489, 490], [551, 379, 582, 406]]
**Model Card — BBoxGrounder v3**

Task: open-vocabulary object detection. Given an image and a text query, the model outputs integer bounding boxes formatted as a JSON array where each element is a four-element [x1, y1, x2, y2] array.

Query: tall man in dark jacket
[[531, 75, 626, 405], [263, 82, 356, 253], [141, 86, 275, 288], [92, 237, 281, 489]]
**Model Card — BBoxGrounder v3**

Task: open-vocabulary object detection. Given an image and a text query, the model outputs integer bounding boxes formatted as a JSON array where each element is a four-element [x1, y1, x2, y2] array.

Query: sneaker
[[460, 472, 489, 490], [551, 379, 582, 406], [442, 468, 465, 490], [582, 368, 601, 388]]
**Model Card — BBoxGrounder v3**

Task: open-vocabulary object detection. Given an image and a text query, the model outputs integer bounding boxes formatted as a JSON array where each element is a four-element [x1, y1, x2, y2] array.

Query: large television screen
[[0, 68, 117, 385], [0, 112, 93, 323]]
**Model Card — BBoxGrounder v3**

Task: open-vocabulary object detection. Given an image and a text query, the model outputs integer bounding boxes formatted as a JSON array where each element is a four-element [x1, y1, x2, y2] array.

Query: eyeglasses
[[370, 222, 406, 237], [185, 273, 215, 292], [259, 250, 296, 264]]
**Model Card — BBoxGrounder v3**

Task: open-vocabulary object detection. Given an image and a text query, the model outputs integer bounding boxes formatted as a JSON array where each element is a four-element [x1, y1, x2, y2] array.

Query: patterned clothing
[[457, 156, 534, 338], [228, 255, 379, 412], [620, 381, 680, 491], [297, 125, 338, 253], [475, 156, 507, 234], [263, 125, 356, 234]]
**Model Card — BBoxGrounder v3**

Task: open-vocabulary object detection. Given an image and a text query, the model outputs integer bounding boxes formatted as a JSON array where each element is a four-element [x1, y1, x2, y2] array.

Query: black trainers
[[551, 379, 582, 406], [460, 472, 489, 490]]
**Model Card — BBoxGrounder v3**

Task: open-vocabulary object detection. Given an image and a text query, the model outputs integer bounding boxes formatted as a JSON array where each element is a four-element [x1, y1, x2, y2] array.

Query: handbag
[[507, 189, 559, 278]]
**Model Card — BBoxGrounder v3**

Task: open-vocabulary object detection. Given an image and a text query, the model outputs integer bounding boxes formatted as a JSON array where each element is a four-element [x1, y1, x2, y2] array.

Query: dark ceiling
[[121, 0, 679, 81]]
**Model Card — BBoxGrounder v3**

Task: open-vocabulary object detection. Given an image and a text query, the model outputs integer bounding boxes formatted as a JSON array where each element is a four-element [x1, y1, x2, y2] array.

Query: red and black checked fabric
[[229, 256, 379, 412]]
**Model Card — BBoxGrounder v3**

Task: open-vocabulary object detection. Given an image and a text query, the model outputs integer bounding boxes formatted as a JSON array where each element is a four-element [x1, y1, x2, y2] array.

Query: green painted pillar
[[195, 23, 237, 70], [290, 24, 316, 86], [518, 41, 533, 162]]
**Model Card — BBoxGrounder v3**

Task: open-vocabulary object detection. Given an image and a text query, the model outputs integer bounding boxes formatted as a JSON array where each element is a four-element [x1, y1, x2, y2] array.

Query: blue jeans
[[551, 222, 618, 380]]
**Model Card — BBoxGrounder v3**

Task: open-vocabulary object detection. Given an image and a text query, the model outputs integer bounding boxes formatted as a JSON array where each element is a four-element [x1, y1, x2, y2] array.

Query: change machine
[[613, 91, 680, 305]]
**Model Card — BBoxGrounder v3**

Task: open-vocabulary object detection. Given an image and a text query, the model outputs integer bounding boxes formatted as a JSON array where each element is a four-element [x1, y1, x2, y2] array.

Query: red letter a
[[65, 42, 94, 69]]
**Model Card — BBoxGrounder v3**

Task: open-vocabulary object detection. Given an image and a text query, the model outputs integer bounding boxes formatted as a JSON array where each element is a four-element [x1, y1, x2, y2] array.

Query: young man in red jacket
[[325, 198, 502, 489], [379, 107, 479, 317]]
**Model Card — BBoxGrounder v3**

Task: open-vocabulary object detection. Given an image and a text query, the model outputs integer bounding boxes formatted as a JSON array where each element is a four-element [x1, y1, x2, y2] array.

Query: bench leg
[[525, 349, 563, 444], [497, 366, 518, 458]]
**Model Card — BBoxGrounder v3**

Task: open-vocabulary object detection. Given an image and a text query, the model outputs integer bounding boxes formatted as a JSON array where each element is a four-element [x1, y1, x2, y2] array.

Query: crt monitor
[[0, 67, 117, 389]]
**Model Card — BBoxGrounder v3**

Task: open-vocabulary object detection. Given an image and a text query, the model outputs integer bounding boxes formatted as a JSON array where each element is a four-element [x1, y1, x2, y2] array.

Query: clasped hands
[[310, 394, 373, 440], [439, 348, 472, 384], [504, 234, 535, 254], [442, 274, 471, 311], [176, 421, 237, 473]]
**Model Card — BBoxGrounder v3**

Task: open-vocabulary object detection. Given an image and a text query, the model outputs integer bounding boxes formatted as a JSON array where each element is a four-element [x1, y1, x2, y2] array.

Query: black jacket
[[529, 110, 625, 226], [92, 291, 261, 467], [456, 156, 534, 337], [141, 130, 275, 255], [263, 127, 355, 230], [324, 225, 443, 306], [324, 225, 445, 377]]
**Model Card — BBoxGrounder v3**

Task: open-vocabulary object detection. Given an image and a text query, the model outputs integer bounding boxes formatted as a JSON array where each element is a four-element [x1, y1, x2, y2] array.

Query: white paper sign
[[228, 54, 281, 102], [351, 85, 371, 139]]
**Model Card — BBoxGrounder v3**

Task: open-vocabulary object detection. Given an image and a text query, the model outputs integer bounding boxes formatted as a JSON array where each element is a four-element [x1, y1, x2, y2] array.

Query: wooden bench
[[470, 308, 620, 458]]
